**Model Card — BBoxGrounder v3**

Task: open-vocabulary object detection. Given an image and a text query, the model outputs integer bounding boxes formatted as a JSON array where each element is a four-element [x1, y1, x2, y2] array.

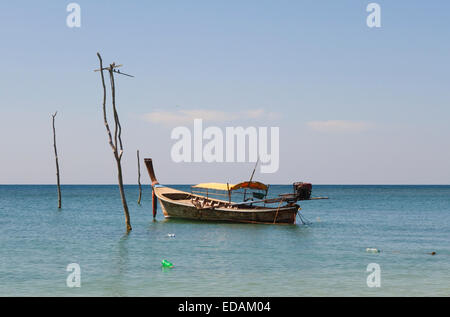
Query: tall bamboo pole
[[96, 52, 131, 232], [51, 111, 61, 208], [137, 149, 142, 205]]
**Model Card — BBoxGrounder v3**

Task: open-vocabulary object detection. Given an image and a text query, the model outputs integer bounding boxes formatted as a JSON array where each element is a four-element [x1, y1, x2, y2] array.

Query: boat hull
[[154, 186, 299, 224]]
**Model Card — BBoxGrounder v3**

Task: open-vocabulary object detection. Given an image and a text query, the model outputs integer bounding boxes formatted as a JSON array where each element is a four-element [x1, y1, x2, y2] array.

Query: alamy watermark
[[66, 3, 81, 28], [366, 263, 381, 287], [66, 263, 81, 287], [170, 119, 279, 173], [366, 3, 381, 28]]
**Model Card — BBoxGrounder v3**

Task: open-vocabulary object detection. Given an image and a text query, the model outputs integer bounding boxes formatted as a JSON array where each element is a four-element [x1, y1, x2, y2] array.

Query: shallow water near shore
[[0, 185, 449, 296]]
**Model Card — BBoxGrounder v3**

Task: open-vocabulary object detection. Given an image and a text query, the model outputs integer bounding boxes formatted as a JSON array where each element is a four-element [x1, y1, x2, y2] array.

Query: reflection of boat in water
[[144, 158, 327, 225]]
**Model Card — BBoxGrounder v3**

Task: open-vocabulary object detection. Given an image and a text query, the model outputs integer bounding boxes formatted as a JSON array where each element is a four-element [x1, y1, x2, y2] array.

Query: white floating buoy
[[366, 248, 380, 253]]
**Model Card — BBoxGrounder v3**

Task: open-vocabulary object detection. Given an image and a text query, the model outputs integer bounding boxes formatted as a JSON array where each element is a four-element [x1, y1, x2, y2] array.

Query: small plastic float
[[161, 259, 174, 268]]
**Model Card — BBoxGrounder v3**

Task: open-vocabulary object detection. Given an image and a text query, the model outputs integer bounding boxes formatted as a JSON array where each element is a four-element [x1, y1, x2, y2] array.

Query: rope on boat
[[297, 212, 312, 225], [272, 198, 285, 224]]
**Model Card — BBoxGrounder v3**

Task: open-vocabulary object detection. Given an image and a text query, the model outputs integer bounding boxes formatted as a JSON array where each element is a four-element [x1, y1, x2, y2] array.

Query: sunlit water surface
[[0, 185, 449, 296]]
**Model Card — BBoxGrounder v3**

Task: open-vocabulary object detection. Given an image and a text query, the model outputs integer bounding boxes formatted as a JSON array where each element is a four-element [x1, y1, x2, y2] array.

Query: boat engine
[[293, 182, 312, 200]]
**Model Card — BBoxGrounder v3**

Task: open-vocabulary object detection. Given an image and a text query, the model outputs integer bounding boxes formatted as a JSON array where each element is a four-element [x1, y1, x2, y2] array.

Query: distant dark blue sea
[[0, 185, 449, 296]]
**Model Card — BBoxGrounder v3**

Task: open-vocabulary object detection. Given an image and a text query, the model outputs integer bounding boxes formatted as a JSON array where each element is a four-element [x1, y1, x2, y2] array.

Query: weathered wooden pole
[[51, 111, 62, 208], [137, 149, 142, 205], [96, 52, 132, 232], [152, 189, 157, 218]]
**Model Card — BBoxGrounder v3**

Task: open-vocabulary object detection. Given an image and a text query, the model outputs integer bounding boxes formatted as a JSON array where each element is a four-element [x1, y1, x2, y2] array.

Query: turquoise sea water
[[0, 185, 449, 296]]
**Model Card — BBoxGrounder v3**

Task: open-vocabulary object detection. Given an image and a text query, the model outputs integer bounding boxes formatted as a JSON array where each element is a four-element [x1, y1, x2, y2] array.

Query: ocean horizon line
[[1, 183, 450, 186]]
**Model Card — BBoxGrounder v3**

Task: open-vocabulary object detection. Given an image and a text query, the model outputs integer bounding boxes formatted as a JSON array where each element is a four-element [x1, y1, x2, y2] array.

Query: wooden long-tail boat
[[144, 158, 322, 225]]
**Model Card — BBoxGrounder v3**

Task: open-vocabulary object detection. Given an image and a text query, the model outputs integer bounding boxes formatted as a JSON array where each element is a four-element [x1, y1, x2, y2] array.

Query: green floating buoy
[[161, 259, 174, 268]]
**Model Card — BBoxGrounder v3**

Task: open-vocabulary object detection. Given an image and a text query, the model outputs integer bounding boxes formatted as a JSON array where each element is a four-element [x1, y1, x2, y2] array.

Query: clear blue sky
[[0, 1, 449, 184]]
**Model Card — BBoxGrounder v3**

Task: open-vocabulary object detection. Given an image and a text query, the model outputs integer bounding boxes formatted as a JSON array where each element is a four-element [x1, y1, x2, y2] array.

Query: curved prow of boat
[[144, 158, 159, 218], [144, 158, 159, 186]]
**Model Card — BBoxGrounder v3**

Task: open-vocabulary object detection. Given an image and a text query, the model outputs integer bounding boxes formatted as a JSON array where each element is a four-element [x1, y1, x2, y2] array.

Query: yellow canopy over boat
[[192, 183, 232, 191], [192, 181, 268, 191]]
